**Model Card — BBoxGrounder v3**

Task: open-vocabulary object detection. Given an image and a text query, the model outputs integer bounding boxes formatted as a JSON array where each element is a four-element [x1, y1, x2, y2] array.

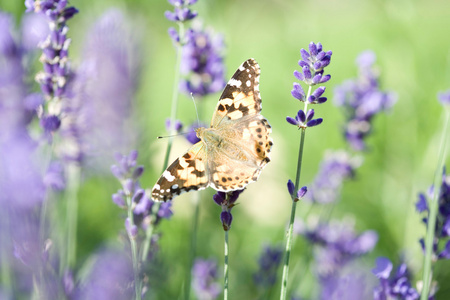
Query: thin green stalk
[[420, 109, 450, 300], [125, 191, 142, 300], [224, 230, 229, 300], [66, 163, 80, 269], [184, 193, 201, 300], [141, 22, 185, 262], [280, 128, 306, 300]]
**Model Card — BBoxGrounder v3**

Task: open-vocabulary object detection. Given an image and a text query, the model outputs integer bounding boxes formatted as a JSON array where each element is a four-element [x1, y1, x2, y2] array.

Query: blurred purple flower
[[180, 23, 226, 97], [306, 150, 361, 204], [61, 9, 140, 166], [191, 258, 221, 300], [372, 257, 423, 300], [438, 90, 450, 106], [165, 0, 198, 44], [43, 161, 66, 190], [416, 167, 450, 260], [111, 151, 173, 232], [334, 50, 397, 151], [74, 249, 134, 300], [298, 219, 378, 277], [166, 118, 184, 134], [26, 0, 79, 124], [253, 244, 283, 287], [320, 273, 371, 300]]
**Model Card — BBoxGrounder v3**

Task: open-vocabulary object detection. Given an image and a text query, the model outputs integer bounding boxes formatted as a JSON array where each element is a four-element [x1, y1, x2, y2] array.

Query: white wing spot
[[228, 78, 242, 87], [171, 184, 179, 189], [154, 184, 160, 190], [163, 170, 175, 182], [246, 80, 251, 87], [166, 189, 171, 193]]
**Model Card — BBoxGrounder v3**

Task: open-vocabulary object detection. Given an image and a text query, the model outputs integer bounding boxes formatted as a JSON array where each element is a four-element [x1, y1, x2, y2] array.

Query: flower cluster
[[191, 258, 221, 300], [180, 24, 226, 97], [25, 0, 79, 132], [213, 190, 244, 231], [286, 109, 322, 129], [111, 151, 173, 235], [165, 0, 198, 44], [287, 42, 332, 129], [372, 257, 425, 300], [296, 218, 378, 276], [253, 244, 283, 287], [305, 150, 361, 204], [334, 50, 396, 151], [416, 167, 450, 259]]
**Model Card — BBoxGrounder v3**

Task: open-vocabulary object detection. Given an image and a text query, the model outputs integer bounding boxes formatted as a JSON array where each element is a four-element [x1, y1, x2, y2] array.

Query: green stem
[[125, 191, 141, 300], [184, 193, 201, 300], [224, 230, 229, 300], [66, 163, 80, 269], [141, 22, 186, 263], [420, 109, 450, 300], [280, 129, 306, 300]]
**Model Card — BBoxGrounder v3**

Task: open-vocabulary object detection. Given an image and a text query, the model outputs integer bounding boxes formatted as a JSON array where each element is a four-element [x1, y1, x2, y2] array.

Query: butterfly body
[[152, 59, 272, 202]]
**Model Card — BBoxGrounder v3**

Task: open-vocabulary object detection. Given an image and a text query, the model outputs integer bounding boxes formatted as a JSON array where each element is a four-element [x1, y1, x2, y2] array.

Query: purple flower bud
[[319, 74, 331, 83], [300, 48, 310, 62], [166, 118, 183, 133], [110, 165, 123, 179], [291, 82, 305, 101], [287, 179, 295, 196], [306, 118, 323, 127], [123, 178, 134, 194], [309, 42, 318, 56], [125, 218, 138, 238], [164, 11, 178, 22], [134, 192, 151, 214], [305, 109, 315, 122], [228, 190, 243, 203], [61, 7, 79, 21], [221, 211, 233, 231], [132, 166, 144, 179], [303, 66, 312, 79], [438, 240, 450, 259], [442, 217, 450, 237], [168, 27, 179, 43], [372, 257, 393, 279], [286, 116, 298, 126], [158, 202, 173, 219], [296, 109, 306, 123], [298, 186, 307, 198], [317, 97, 328, 104], [415, 193, 428, 212], [213, 192, 226, 205], [128, 150, 138, 166], [40, 115, 61, 132], [63, 270, 75, 296], [132, 189, 145, 203], [293, 70, 304, 82], [112, 191, 126, 207], [312, 86, 326, 98]]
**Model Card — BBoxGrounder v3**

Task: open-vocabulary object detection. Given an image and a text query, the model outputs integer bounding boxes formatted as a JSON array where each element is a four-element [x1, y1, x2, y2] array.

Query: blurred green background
[[2, 0, 450, 298]]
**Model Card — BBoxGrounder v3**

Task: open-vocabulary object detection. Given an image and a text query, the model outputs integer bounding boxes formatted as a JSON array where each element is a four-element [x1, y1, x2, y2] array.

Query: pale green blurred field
[[2, 0, 450, 298]]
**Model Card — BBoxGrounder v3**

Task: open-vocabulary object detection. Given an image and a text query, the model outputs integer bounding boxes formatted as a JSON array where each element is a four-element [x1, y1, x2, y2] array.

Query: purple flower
[[372, 258, 421, 300], [438, 90, 450, 106], [416, 167, 450, 260], [43, 161, 66, 190], [111, 150, 173, 232], [286, 109, 323, 128], [334, 50, 397, 151], [61, 9, 140, 166], [166, 118, 184, 134], [180, 24, 226, 97], [286, 179, 307, 201], [306, 150, 361, 204], [191, 258, 221, 300], [165, 0, 198, 44], [74, 249, 134, 300], [298, 219, 378, 276], [26, 0, 79, 119], [185, 122, 207, 144], [253, 244, 283, 287], [213, 190, 243, 231]]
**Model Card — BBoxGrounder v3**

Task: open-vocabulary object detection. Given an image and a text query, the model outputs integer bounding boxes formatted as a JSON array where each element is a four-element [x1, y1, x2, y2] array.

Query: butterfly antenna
[[190, 93, 200, 126], [157, 131, 190, 139]]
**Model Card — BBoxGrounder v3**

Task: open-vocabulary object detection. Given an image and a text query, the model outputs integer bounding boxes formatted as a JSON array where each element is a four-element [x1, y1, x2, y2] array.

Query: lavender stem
[[224, 229, 229, 300], [420, 109, 450, 299]]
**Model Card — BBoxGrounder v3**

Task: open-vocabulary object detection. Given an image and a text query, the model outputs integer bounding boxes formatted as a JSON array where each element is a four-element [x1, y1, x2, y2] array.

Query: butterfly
[[151, 58, 272, 202]]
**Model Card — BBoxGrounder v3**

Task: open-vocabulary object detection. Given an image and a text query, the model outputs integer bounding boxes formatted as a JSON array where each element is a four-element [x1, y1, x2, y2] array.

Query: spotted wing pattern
[[151, 58, 272, 201]]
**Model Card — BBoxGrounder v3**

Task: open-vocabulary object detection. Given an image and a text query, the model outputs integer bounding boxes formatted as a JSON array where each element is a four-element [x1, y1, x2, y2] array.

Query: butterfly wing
[[206, 58, 273, 191], [210, 58, 262, 127], [151, 142, 209, 202]]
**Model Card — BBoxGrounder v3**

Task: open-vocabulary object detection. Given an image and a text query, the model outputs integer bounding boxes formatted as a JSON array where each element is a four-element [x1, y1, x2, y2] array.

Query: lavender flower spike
[[26, 0, 79, 126], [191, 258, 221, 300], [438, 90, 450, 106]]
